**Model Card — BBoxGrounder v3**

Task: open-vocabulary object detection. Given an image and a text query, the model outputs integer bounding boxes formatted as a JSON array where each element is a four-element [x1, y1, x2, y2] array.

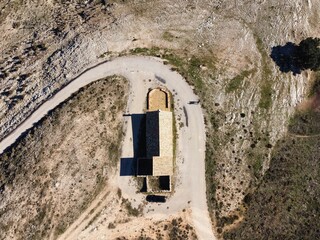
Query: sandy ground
[[57, 173, 197, 240], [0, 56, 215, 239]]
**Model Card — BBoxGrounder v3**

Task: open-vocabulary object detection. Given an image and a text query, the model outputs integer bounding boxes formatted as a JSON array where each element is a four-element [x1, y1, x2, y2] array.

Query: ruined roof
[[137, 158, 153, 176]]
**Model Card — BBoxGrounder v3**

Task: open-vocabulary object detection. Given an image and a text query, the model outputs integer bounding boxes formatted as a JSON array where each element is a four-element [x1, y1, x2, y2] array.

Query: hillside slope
[[0, 76, 128, 239], [1, 0, 320, 239]]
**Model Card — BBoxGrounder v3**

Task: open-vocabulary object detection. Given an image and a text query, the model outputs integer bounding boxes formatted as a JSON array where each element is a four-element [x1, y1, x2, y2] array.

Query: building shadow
[[120, 113, 146, 176], [120, 158, 137, 176], [270, 42, 302, 75], [131, 113, 146, 158]]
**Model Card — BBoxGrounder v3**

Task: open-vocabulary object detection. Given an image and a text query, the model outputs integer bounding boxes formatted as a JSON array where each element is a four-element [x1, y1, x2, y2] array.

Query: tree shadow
[[270, 42, 302, 75], [120, 113, 146, 176]]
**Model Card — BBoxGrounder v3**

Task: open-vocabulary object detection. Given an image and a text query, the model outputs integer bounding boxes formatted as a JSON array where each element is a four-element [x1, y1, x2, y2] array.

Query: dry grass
[[0, 75, 129, 239], [116, 214, 198, 240], [224, 117, 320, 239]]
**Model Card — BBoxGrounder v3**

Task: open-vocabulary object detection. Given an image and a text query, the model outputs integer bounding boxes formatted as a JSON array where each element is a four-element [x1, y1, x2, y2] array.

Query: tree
[[297, 37, 320, 71]]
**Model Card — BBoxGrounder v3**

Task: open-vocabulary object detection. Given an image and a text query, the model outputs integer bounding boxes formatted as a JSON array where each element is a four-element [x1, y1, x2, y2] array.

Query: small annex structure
[[137, 87, 173, 192]]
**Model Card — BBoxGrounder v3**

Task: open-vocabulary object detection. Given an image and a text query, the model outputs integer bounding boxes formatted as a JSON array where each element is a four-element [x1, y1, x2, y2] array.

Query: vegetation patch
[[223, 94, 320, 239], [258, 81, 273, 109], [121, 198, 143, 217], [289, 110, 320, 136], [128, 47, 215, 93], [226, 69, 255, 93], [162, 31, 175, 42], [254, 36, 274, 110], [125, 216, 198, 239]]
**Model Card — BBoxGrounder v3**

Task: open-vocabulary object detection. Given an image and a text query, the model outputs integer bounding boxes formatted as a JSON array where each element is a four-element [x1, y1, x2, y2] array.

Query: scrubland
[[0, 76, 128, 239], [1, 0, 320, 239]]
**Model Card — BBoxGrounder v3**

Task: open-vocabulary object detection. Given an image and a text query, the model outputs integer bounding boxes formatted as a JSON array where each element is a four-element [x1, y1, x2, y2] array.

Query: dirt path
[[56, 187, 112, 240], [288, 133, 320, 138], [0, 56, 216, 240]]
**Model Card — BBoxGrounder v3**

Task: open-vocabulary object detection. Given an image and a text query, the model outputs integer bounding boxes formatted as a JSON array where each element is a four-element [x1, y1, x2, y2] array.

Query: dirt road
[[0, 56, 215, 240]]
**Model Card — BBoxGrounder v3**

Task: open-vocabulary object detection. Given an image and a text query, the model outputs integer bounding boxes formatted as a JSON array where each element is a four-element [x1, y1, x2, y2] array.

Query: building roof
[[158, 111, 173, 157], [137, 87, 173, 179], [146, 110, 173, 159], [152, 156, 173, 176], [147, 88, 171, 111]]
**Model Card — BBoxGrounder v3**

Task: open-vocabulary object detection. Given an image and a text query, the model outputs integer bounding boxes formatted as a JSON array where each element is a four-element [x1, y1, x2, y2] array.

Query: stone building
[[137, 88, 173, 192]]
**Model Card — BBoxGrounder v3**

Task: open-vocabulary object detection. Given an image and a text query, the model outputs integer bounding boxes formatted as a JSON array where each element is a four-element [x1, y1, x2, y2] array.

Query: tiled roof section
[[152, 156, 173, 176], [159, 111, 173, 157]]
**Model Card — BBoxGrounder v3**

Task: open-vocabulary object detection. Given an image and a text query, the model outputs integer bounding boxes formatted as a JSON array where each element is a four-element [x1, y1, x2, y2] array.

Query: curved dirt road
[[0, 56, 215, 240]]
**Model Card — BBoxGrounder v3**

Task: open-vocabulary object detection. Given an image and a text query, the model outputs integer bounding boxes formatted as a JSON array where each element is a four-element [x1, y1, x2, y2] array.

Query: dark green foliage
[[308, 72, 320, 97], [297, 37, 320, 71], [289, 110, 320, 135], [216, 215, 239, 229]]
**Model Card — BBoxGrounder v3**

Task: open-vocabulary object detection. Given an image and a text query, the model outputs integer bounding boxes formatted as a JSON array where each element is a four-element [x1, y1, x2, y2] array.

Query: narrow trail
[[0, 56, 216, 240], [288, 132, 320, 138]]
